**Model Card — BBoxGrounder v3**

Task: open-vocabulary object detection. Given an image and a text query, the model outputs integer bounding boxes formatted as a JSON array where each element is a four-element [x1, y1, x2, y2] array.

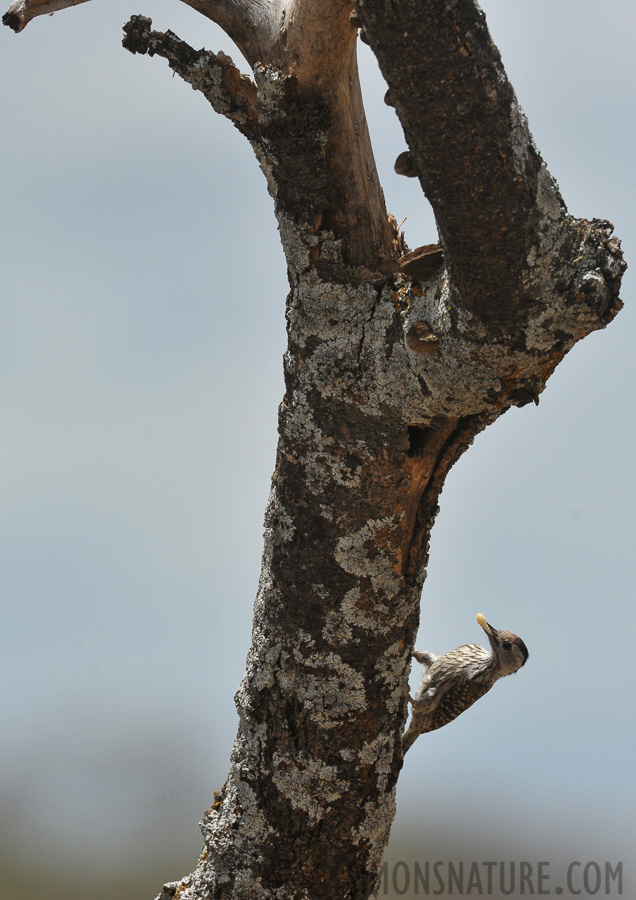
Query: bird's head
[[476, 612, 529, 676]]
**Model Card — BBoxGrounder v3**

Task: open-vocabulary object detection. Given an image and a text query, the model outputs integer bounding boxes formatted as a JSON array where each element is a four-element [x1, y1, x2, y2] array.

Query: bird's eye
[[502, 640, 512, 651]]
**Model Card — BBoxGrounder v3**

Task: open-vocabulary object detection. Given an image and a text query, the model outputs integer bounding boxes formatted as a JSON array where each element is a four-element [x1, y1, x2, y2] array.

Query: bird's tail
[[401, 727, 419, 755]]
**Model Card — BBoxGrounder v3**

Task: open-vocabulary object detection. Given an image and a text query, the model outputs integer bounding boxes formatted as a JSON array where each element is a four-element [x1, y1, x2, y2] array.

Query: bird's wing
[[412, 649, 438, 678], [411, 643, 483, 712], [411, 663, 456, 712]]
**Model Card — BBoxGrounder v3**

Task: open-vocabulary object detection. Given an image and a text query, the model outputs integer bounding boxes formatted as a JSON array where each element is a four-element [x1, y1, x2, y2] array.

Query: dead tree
[[3, 1, 625, 898]]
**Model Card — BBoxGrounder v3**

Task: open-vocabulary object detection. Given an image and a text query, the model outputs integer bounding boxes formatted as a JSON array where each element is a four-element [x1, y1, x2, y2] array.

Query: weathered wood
[[2, 0, 90, 31]]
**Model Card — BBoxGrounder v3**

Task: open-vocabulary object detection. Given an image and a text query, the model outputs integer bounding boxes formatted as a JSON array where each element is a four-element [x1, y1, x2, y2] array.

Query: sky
[[1, 1, 634, 896]]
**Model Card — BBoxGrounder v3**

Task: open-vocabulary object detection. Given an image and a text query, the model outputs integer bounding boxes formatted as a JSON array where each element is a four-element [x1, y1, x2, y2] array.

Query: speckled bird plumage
[[402, 614, 528, 754]]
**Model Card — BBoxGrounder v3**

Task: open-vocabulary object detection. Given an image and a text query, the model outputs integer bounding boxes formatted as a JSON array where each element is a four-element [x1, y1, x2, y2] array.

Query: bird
[[402, 613, 528, 754]]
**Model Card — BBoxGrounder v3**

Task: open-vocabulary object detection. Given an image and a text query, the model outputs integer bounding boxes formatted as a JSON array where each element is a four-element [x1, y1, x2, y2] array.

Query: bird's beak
[[476, 613, 497, 640]]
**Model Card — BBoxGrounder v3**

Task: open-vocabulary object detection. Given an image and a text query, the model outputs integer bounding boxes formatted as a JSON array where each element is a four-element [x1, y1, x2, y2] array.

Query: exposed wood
[[2, 0, 90, 31], [3, 0, 394, 273], [176, 0, 285, 68], [1, 0, 270, 45], [273, 0, 395, 271], [121, 12, 395, 274]]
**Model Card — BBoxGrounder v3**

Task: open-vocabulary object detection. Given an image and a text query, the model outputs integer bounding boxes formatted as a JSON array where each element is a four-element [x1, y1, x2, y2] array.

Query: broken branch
[[3, 0, 89, 32], [122, 15, 259, 142]]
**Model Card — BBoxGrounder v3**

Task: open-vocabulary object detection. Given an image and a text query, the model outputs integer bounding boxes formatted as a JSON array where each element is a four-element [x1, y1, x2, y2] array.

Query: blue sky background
[[1, 0, 634, 894]]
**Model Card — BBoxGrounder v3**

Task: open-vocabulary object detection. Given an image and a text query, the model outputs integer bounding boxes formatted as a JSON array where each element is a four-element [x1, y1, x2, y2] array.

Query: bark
[[4, 1, 626, 899], [2, 0, 89, 31]]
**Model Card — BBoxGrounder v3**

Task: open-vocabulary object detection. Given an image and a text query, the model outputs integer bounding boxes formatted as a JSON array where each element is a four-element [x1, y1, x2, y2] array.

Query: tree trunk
[[3, 1, 626, 898]]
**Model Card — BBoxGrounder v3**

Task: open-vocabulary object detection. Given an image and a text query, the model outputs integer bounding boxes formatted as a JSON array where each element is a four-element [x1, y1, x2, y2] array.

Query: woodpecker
[[402, 613, 528, 754]]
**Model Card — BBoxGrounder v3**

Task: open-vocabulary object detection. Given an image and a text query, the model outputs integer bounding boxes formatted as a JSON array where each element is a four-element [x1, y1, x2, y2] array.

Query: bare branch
[[2, 0, 89, 32], [176, 0, 281, 67], [355, 0, 566, 330], [122, 15, 259, 142], [2, 0, 276, 66]]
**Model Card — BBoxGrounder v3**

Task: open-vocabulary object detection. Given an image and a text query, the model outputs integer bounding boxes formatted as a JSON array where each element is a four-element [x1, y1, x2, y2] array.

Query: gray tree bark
[[4, 1, 626, 898]]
